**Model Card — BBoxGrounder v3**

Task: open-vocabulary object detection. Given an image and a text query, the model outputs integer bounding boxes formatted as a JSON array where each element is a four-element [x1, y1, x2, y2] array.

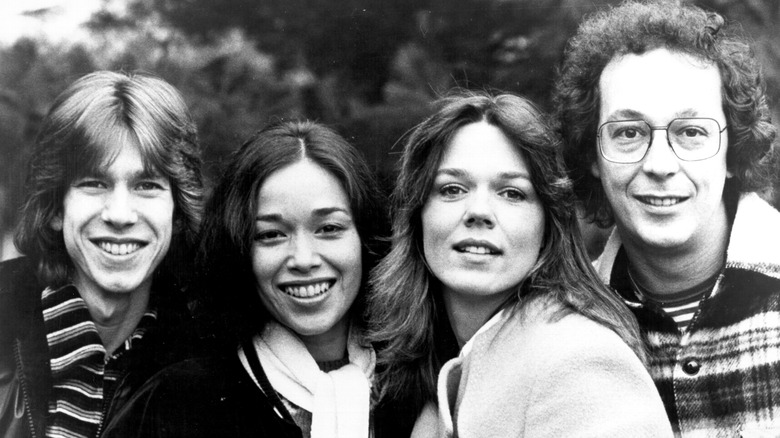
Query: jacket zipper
[[14, 339, 38, 438]]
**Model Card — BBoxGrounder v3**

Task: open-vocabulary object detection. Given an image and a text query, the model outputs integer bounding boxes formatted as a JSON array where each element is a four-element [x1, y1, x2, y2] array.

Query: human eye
[[673, 121, 710, 139], [438, 184, 466, 199], [254, 229, 286, 243], [610, 122, 648, 142], [317, 223, 347, 237], [74, 178, 107, 191], [136, 181, 166, 191], [499, 187, 527, 201]]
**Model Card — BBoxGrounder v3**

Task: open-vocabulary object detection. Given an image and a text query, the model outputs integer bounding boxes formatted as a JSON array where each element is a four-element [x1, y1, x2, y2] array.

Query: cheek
[[421, 203, 453, 257], [331, 234, 363, 286], [505, 206, 546, 253], [251, 246, 280, 288]]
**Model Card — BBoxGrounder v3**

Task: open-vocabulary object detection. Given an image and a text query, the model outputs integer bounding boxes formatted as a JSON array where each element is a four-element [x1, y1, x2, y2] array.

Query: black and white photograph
[[1, 1, 779, 437]]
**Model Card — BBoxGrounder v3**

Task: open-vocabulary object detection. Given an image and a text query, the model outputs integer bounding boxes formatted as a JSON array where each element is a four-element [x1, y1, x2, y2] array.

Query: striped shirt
[[628, 268, 721, 333], [42, 285, 157, 438]]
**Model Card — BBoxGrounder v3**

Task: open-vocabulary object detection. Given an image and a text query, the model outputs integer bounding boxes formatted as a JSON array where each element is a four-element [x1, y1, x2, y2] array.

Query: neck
[[443, 287, 509, 348], [299, 317, 350, 363], [76, 281, 152, 355], [620, 207, 730, 295]]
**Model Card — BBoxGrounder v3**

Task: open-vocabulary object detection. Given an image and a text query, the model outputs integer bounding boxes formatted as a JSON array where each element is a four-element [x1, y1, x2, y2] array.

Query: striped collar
[[42, 284, 159, 378], [42, 284, 158, 438]]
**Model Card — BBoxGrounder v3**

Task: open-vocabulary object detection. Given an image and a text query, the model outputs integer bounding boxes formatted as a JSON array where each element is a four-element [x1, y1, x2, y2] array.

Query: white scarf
[[239, 321, 375, 438]]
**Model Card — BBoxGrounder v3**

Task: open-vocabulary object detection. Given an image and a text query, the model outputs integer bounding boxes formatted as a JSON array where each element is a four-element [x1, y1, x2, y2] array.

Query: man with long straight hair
[[0, 71, 203, 438]]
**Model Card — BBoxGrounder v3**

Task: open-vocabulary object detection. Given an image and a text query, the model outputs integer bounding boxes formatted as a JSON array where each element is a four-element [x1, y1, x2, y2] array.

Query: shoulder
[[512, 299, 672, 436], [0, 257, 39, 296], [727, 193, 780, 280], [456, 298, 672, 437], [103, 355, 269, 438], [0, 257, 43, 340], [494, 297, 636, 362]]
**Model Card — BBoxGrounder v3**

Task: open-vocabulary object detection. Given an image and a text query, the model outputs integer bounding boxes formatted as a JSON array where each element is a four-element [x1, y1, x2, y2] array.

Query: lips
[[454, 239, 501, 255], [94, 239, 146, 256], [635, 195, 688, 207], [280, 280, 336, 298]]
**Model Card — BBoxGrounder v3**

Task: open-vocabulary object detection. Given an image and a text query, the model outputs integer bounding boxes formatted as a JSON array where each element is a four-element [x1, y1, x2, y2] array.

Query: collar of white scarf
[[238, 321, 375, 438]]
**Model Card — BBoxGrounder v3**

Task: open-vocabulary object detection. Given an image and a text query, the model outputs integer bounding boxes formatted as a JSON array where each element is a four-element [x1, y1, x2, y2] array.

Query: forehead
[[439, 121, 529, 174], [75, 132, 161, 178], [256, 160, 350, 214], [598, 48, 724, 123]]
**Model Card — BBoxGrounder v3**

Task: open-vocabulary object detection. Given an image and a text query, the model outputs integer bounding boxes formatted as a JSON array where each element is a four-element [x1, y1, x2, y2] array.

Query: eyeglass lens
[[599, 118, 722, 163]]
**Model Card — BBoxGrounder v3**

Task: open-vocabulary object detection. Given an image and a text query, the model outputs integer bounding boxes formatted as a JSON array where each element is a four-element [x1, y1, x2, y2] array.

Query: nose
[[464, 189, 495, 229], [101, 187, 138, 227], [641, 129, 680, 177], [286, 234, 322, 272]]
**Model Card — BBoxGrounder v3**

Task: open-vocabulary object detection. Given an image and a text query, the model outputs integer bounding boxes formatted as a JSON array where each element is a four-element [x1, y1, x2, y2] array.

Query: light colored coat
[[412, 297, 673, 437]]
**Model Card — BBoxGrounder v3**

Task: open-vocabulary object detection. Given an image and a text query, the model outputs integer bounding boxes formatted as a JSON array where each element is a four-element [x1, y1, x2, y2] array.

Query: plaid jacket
[[595, 193, 780, 438]]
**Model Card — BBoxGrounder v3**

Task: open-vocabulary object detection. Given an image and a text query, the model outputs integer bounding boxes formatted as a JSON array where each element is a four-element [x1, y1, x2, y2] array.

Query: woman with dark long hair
[[368, 92, 672, 436], [103, 120, 395, 437]]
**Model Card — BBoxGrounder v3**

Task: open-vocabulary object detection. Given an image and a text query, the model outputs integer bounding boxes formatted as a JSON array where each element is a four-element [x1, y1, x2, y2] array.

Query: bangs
[[67, 116, 165, 181]]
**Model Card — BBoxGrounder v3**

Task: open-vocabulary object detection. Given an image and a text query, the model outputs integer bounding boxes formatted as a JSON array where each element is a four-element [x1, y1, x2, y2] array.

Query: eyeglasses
[[597, 118, 727, 164]]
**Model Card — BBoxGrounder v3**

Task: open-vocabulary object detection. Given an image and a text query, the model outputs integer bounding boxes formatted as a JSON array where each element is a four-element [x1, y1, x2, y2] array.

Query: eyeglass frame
[[596, 117, 728, 164]]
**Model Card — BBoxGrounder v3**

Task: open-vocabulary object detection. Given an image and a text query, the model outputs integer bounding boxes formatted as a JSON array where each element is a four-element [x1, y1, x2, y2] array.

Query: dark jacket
[[101, 340, 417, 438], [0, 257, 195, 438]]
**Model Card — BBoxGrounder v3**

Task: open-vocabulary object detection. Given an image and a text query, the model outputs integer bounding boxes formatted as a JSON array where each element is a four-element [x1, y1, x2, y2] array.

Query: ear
[[50, 214, 63, 231], [726, 168, 734, 179], [590, 160, 601, 179]]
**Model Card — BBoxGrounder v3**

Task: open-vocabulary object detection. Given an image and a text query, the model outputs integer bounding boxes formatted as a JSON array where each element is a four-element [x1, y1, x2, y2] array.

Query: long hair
[[194, 119, 387, 348], [14, 70, 203, 288], [367, 91, 644, 411], [553, 0, 777, 227]]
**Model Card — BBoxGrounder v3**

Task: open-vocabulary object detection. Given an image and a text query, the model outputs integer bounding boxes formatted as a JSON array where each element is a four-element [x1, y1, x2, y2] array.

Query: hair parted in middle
[[553, 0, 777, 227], [193, 119, 387, 348], [367, 91, 644, 411], [14, 70, 203, 289]]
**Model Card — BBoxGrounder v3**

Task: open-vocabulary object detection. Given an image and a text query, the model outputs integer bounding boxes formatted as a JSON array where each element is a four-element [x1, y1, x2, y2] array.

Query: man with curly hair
[[554, 1, 780, 435], [0, 71, 203, 438]]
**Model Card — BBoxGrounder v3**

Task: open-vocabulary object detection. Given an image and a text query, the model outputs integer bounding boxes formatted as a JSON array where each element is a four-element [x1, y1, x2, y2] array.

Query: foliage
[[1, 0, 778, 259]]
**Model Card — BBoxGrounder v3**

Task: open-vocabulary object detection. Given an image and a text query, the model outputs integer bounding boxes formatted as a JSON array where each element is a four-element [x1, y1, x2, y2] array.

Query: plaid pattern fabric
[[42, 285, 157, 438], [595, 193, 780, 437]]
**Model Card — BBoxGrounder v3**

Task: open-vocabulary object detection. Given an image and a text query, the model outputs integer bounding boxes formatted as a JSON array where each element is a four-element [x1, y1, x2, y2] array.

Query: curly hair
[[14, 70, 203, 288], [553, 0, 777, 226], [367, 91, 644, 411], [193, 119, 387, 347]]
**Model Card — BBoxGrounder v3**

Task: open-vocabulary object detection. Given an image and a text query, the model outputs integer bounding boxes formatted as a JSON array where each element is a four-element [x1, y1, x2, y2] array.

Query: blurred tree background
[[1, 0, 779, 259]]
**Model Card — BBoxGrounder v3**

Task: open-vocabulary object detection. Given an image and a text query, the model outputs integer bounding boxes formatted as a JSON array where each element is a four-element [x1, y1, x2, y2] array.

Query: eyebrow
[[435, 168, 531, 181], [82, 168, 163, 181], [605, 108, 701, 122], [255, 207, 351, 222]]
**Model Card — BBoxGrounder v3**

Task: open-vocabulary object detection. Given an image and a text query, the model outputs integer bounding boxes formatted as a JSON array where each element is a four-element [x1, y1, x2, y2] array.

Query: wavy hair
[[14, 70, 203, 287], [553, 0, 777, 227], [367, 91, 644, 411], [194, 120, 387, 347]]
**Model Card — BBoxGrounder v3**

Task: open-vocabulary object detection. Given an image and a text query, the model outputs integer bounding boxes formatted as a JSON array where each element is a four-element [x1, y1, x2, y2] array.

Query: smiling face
[[252, 160, 362, 345], [594, 48, 730, 252], [52, 143, 174, 302], [421, 121, 545, 305]]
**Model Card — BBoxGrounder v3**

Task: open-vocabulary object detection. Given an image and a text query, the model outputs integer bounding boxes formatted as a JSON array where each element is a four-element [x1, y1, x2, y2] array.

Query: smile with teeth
[[637, 196, 686, 207], [97, 241, 143, 256], [282, 281, 335, 298], [457, 245, 498, 255]]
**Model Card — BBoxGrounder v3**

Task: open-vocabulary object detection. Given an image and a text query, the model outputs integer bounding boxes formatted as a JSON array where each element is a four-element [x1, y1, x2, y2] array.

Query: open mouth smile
[[454, 240, 501, 255], [280, 280, 336, 298], [636, 196, 688, 207], [95, 240, 145, 256]]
